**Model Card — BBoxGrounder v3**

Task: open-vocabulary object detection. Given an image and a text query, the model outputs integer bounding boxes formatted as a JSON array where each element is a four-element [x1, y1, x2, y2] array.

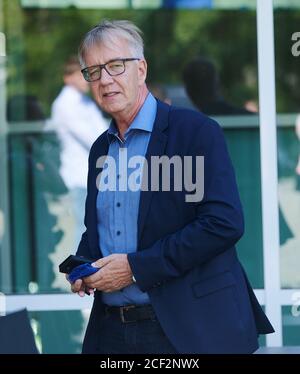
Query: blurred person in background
[[147, 82, 171, 105], [183, 56, 253, 116], [244, 99, 258, 113]]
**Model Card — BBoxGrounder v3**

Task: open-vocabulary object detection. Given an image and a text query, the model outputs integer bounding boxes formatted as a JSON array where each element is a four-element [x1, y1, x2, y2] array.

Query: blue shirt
[[97, 93, 157, 306]]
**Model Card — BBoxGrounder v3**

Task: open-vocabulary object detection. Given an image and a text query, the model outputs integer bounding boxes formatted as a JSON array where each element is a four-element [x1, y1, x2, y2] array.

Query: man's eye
[[89, 69, 99, 77], [109, 62, 123, 69]]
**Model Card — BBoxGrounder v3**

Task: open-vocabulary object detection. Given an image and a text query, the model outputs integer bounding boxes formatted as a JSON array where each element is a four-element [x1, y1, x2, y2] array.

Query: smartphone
[[59, 255, 94, 274]]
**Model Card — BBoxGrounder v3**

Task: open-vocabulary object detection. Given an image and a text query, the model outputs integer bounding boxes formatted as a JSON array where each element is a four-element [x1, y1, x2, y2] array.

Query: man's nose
[[99, 68, 114, 84]]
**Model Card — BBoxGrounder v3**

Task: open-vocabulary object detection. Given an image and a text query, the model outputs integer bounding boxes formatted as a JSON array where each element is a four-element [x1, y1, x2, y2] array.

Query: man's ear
[[138, 59, 147, 85]]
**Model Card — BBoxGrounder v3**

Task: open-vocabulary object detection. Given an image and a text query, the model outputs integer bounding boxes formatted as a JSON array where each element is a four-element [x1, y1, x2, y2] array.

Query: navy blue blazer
[[77, 99, 274, 354]]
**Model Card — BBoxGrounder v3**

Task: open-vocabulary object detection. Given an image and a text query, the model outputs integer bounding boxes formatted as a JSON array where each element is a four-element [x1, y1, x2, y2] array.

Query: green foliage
[[3, 0, 300, 116]]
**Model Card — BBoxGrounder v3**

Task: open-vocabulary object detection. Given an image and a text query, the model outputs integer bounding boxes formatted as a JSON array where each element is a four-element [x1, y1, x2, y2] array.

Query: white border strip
[[3, 290, 265, 312], [5, 288, 298, 311], [5, 294, 93, 312], [257, 0, 282, 346]]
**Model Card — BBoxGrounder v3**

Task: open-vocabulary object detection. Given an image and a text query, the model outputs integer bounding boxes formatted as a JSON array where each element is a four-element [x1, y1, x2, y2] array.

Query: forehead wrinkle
[[84, 35, 133, 66]]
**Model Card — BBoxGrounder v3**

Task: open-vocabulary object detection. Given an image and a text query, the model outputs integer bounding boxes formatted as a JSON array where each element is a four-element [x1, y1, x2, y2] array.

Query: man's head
[[78, 20, 147, 121], [63, 56, 89, 93], [182, 57, 220, 111]]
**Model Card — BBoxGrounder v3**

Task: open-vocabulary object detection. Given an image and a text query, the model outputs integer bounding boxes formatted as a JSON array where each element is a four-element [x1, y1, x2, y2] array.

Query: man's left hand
[[83, 254, 134, 292]]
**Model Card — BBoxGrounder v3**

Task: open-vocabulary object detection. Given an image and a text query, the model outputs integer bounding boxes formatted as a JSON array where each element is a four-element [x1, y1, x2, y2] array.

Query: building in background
[[1, 0, 300, 352]]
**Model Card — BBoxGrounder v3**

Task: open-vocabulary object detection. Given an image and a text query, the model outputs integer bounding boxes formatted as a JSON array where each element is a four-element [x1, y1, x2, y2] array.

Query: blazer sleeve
[[127, 118, 244, 292]]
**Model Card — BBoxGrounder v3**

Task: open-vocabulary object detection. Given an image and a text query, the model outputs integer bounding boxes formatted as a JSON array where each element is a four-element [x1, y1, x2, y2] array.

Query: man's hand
[[83, 254, 133, 292], [66, 275, 94, 297]]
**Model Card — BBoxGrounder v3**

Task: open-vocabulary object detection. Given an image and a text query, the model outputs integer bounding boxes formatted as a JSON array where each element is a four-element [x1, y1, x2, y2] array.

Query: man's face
[[83, 38, 147, 119]]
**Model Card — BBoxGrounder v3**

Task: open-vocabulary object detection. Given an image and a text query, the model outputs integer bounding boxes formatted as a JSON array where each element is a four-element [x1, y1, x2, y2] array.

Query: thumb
[[92, 256, 113, 268]]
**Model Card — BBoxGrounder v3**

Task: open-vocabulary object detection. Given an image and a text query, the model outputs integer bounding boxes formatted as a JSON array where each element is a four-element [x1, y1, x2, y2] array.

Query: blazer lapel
[[137, 100, 170, 245]]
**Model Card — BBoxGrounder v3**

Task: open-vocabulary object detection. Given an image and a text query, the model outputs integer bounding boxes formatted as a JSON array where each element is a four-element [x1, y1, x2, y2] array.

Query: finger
[[87, 277, 108, 291], [86, 288, 95, 296], [92, 255, 114, 268], [84, 269, 103, 284], [71, 279, 83, 293], [85, 278, 104, 289]]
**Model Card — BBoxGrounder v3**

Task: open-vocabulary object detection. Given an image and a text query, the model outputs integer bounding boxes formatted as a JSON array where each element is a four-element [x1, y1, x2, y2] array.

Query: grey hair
[[78, 19, 144, 68]]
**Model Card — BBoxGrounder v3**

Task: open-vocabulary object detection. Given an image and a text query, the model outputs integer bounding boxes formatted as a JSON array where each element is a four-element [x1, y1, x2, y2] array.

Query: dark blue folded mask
[[67, 263, 99, 284]]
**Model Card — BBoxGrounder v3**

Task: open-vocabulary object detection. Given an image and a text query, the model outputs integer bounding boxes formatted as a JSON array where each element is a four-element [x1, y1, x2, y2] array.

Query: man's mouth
[[103, 92, 119, 97]]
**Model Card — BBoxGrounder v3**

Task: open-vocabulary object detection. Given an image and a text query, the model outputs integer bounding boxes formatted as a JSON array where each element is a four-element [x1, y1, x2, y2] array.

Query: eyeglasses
[[81, 58, 140, 82]]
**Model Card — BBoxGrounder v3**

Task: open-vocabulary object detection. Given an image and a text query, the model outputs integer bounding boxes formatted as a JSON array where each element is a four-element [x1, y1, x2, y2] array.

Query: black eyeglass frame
[[81, 58, 141, 82]]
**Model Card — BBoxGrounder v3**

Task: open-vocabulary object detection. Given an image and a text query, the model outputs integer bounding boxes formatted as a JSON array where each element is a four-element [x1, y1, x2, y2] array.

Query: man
[[182, 56, 253, 115], [50, 56, 108, 247], [70, 20, 274, 354]]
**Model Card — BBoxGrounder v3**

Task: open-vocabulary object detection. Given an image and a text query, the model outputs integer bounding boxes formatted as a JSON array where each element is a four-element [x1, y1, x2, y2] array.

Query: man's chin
[[102, 104, 126, 117]]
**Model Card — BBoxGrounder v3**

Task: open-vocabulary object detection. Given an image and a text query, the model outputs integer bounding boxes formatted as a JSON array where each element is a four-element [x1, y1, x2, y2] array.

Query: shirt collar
[[107, 92, 157, 144]]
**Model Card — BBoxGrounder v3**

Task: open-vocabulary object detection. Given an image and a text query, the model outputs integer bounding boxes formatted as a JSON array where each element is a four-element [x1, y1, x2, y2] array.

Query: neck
[[115, 84, 148, 140]]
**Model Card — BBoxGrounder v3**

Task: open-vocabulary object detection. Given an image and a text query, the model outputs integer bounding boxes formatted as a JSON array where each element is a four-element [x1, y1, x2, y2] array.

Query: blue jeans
[[95, 311, 177, 354]]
